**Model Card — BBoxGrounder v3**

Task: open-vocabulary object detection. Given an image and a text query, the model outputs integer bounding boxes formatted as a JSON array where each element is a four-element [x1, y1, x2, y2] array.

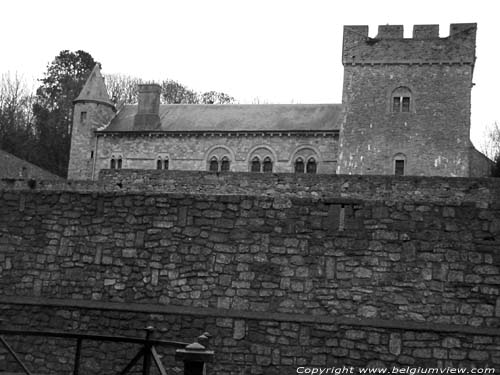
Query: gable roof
[[0, 149, 61, 179], [98, 103, 343, 133], [74, 64, 115, 108]]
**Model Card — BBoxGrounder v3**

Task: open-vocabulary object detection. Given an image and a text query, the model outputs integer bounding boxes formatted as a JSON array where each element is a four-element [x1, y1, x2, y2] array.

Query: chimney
[[134, 83, 161, 130]]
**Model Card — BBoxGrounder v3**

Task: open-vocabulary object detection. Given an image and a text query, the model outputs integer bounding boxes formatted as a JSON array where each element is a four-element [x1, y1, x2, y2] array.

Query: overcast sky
[[1, 0, 497, 149]]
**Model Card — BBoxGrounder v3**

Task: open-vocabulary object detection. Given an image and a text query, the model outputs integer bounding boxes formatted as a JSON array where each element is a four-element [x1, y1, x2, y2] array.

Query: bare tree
[[0, 72, 36, 159], [104, 74, 234, 108]]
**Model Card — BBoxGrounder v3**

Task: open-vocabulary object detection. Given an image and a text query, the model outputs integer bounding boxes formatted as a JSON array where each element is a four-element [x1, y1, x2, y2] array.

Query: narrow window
[[117, 158, 122, 169], [110, 158, 116, 169], [392, 97, 401, 112], [156, 159, 162, 170], [163, 159, 169, 170], [402, 97, 410, 112], [251, 157, 261, 172], [90, 151, 94, 159], [209, 157, 219, 172], [80, 111, 87, 122], [294, 158, 304, 173], [263, 157, 273, 173], [306, 158, 317, 174], [221, 157, 230, 172], [395, 159, 405, 176]]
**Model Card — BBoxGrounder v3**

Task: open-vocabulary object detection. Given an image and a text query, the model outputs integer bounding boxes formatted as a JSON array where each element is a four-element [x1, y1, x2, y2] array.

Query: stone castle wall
[[93, 133, 338, 177], [1, 174, 499, 372]]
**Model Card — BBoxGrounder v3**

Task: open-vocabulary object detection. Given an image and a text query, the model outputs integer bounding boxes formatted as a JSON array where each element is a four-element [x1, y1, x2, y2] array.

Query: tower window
[[221, 157, 230, 172], [391, 87, 412, 113], [263, 157, 273, 173], [209, 157, 219, 172], [80, 111, 87, 122], [395, 159, 405, 176], [306, 158, 317, 174], [250, 157, 260, 172], [294, 158, 304, 173]]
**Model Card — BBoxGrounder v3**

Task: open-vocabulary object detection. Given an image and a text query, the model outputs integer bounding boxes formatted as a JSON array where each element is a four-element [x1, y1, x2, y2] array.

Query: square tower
[[337, 24, 477, 176]]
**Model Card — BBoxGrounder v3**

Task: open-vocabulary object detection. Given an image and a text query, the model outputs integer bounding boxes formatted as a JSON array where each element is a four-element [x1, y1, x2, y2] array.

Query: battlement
[[342, 23, 476, 65]]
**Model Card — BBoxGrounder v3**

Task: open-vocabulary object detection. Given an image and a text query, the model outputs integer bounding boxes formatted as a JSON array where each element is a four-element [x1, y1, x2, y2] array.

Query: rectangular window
[[392, 97, 401, 112], [402, 97, 410, 112], [395, 160, 405, 176], [80, 111, 87, 122]]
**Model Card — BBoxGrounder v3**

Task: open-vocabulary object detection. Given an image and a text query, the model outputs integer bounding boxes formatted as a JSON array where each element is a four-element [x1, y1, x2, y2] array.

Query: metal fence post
[[142, 326, 154, 375]]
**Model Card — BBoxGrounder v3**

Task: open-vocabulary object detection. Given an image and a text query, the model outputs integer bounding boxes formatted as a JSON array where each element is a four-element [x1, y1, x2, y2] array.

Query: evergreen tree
[[33, 50, 97, 177]]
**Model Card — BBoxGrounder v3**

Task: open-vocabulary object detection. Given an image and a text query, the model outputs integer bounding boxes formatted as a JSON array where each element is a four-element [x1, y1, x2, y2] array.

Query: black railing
[[0, 324, 214, 375]]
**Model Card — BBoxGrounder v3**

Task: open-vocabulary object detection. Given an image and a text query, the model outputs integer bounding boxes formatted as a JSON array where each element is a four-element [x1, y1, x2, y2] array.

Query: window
[[294, 158, 305, 173], [251, 157, 261, 172], [117, 158, 122, 169], [391, 87, 412, 113], [209, 157, 219, 172], [306, 158, 317, 174], [395, 160, 405, 176], [80, 111, 87, 122], [263, 157, 273, 173], [110, 158, 116, 169], [156, 156, 169, 170], [221, 156, 230, 172]]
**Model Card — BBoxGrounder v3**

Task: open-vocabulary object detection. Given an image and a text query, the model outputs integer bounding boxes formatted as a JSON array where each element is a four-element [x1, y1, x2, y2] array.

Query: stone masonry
[[1, 174, 499, 373]]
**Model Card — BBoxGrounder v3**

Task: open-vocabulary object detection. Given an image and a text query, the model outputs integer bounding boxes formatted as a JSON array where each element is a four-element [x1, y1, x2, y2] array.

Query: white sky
[[0, 0, 498, 149]]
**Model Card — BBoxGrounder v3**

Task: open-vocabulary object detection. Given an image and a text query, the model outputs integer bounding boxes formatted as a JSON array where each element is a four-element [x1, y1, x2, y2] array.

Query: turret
[[68, 64, 116, 180]]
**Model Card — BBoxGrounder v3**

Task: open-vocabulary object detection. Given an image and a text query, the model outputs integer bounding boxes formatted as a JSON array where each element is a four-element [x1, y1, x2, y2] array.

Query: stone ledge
[[3, 296, 500, 337]]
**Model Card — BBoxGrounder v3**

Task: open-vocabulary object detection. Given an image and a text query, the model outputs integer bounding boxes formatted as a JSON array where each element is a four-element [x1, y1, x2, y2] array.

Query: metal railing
[[0, 323, 214, 375]]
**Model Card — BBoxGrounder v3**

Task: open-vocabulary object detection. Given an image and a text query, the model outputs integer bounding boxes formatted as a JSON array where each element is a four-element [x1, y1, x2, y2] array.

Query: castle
[[68, 23, 492, 180]]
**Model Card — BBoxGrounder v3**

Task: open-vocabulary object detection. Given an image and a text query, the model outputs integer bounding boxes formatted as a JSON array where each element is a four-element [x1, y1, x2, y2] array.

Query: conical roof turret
[[74, 64, 115, 109]]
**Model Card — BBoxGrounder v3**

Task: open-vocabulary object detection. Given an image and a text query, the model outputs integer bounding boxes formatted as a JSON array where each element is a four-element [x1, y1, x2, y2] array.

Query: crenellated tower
[[68, 65, 116, 180], [337, 23, 477, 176]]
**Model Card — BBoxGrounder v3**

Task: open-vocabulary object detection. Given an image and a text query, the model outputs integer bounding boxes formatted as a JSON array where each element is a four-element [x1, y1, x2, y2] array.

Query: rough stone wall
[[2, 302, 499, 374], [2, 172, 500, 204], [338, 24, 477, 177], [1, 175, 499, 371], [68, 102, 115, 180], [94, 133, 338, 177]]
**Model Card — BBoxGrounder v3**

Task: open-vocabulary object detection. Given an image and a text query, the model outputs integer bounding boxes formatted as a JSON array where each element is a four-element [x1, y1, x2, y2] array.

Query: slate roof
[[74, 64, 115, 107], [0, 149, 61, 179], [98, 104, 343, 133]]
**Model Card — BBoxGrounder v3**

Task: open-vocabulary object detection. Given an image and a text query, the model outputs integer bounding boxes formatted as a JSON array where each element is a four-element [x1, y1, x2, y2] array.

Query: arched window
[[263, 157, 273, 173], [156, 158, 162, 170], [294, 158, 305, 173], [209, 157, 219, 172], [391, 87, 412, 113], [163, 159, 169, 170], [306, 158, 317, 174], [117, 158, 122, 169], [220, 156, 230, 172], [110, 158, 116, 169], [251, 157, 261, 172]]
